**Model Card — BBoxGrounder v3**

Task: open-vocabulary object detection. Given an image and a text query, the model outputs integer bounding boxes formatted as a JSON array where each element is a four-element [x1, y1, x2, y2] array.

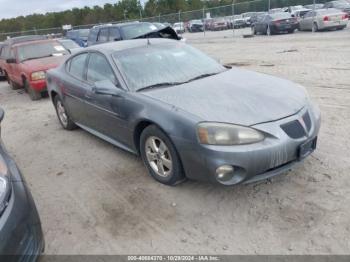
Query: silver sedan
[[299, 8, 349, 31]]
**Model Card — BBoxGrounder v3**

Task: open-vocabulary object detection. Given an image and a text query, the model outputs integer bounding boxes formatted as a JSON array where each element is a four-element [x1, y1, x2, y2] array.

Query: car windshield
[[18, 41, 68, 62], [333, 1, 350, 7], [317, 8, 343, 14], [120, 23, 158, 39], [60, 40, 80, 49], [78, 29, 90, 38], [270, 13, 292, 19], [113, 42, 226, 91], [291, 5, 303, 10]]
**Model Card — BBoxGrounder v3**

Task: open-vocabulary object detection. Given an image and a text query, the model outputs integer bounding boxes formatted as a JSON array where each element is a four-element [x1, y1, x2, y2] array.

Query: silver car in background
[[299, 8, 349, 31]]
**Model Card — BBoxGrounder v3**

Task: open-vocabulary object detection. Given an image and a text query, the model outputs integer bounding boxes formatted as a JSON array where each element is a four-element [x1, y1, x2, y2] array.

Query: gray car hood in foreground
[[141, 68, 307, 126]]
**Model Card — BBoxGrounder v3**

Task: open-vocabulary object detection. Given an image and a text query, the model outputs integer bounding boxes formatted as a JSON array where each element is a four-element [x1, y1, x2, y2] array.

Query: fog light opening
[[216, 165, 235, 182], [216, 165, 246, 185]]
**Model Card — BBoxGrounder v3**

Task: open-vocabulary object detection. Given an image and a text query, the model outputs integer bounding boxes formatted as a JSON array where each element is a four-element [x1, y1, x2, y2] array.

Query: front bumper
[[174, 105, 321, 185], [0, 142, 44, 260], [29, 80, 47, 92]]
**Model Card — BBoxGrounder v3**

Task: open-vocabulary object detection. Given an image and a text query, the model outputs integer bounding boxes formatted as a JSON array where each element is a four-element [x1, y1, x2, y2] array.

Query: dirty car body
[[47, 39, 321, 186], [0, 108, 44, 259]]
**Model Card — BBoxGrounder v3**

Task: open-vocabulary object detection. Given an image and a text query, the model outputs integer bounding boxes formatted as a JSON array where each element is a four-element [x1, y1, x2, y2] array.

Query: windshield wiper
[[21, 54, 56, 62], [183, 72, 220, 84], [136, 73, 222, 92], [137, 82, 181, 92]]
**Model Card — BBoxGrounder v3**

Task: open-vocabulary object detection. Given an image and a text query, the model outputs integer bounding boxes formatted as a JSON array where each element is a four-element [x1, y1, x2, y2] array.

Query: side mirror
[[6, 58, 16, 64], [92, 80, 122, 97]]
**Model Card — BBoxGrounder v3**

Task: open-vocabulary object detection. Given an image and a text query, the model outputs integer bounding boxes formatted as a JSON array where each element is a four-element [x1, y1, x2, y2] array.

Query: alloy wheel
[[145, 136, 173, 178], [56, 100, 68, 127]]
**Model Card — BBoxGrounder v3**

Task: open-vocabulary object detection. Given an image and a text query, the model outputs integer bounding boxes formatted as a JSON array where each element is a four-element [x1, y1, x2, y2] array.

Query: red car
[[6, 39, 69, 100]]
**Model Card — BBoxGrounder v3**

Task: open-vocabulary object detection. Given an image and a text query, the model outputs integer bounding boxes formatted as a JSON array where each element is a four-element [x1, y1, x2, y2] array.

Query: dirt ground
[[1, 27, 350, 255]]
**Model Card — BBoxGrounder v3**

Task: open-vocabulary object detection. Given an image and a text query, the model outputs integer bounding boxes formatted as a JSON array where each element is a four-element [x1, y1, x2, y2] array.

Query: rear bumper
[[29, 80, 47, 92], [190, 26, 204, 32], [271, 23, 299, 32], [0, 143, 44, 260], [319, 20, 348, 30]]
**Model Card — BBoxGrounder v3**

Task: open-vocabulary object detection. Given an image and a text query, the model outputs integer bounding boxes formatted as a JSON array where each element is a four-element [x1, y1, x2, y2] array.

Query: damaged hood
[[134, 26, 181, 41], [141, 68, 307, 126]]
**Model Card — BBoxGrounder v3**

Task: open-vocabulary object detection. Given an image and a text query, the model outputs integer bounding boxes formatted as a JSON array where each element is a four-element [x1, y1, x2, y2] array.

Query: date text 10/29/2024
[[128, 255, 221, 261]]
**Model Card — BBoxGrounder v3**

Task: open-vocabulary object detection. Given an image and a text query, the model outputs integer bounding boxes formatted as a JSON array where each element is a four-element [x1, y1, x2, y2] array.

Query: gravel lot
[[1, 28, 350, 255]]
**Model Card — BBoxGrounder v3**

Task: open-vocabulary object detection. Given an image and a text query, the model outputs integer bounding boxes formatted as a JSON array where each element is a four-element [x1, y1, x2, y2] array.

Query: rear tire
[[140, 125, 186, 186], [312, 22, 318, 32], [53, 96, 77, 130], [24, 80, 41, 101], [9, 79, 21, 90], [266, 25, 272, 36], [251, 26, 256, 35]]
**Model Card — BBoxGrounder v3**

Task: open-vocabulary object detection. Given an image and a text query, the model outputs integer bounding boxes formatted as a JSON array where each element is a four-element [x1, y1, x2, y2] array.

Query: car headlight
[[31, 71, 46, 81], [0, 154, 9, 214], [197, 122, 265, 145]]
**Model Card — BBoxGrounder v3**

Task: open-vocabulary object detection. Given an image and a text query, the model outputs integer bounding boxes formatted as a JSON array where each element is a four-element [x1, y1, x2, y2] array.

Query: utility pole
[[124, 10, 127, 21], [232, 2, 235, 37], [203, 6, 206, 36]]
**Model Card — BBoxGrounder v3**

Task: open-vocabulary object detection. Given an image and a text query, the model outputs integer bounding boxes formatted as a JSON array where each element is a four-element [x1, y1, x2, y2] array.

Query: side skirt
[[75, 123, 138, 155]]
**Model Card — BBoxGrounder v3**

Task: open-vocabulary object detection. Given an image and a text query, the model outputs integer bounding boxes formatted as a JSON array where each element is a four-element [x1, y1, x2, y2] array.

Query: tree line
[[0, 0, 320, 34]]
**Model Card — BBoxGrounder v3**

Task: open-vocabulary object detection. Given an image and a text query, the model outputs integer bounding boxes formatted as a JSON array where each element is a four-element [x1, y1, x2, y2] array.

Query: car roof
[[84, 38, 179, 54], [4, 35, 47, 45], [12, 38, 59, 48], [94, 21, 144, 30]]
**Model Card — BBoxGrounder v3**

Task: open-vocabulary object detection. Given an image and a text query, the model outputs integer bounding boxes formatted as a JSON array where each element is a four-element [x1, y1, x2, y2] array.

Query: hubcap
[[56, 101, 68, 127], [145, 136, 173, 178]]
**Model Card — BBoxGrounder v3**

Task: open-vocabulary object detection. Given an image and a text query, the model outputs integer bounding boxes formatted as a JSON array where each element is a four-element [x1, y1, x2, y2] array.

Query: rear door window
[[109, 28, 121, 41], [68, 53, 88, 80], [98, 28, 109, 43], [1, 45, 9, 59]]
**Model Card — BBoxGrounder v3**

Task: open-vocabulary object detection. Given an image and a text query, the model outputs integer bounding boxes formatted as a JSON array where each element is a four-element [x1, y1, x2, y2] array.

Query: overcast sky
[[0, 0, 146, 19]]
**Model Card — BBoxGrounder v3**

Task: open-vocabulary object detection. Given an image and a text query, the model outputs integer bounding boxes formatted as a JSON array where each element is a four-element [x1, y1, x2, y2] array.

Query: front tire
[[54, 96, 77, 130], [24, 80, 41, 100], [140, 125, 185, 186]]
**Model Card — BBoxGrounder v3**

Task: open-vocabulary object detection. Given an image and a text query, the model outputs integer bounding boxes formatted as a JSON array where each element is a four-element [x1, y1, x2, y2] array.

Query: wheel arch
[[133, 119, 159, 154], [50, 90, 58, 104]]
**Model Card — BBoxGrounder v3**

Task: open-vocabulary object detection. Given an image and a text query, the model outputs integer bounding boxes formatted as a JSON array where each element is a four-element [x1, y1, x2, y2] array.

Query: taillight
[[323, 16, 329, 21], [342, 14, 349, 20]]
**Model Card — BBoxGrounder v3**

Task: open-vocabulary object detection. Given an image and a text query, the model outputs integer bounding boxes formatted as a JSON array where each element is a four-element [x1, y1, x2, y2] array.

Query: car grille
[[281, 111, 312, 139]]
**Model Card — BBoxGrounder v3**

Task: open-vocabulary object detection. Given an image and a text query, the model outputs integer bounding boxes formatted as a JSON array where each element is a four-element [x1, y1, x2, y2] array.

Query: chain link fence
[[0, 0, 329, 40]]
